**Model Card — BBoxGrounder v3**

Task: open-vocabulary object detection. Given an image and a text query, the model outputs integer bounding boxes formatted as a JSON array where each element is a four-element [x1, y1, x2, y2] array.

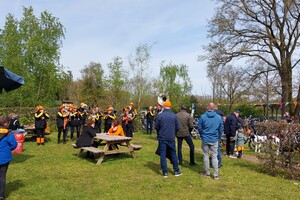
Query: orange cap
[[37, 105, 44, 110], [107, 106, 113, 111], [163, 100, 172, 107]]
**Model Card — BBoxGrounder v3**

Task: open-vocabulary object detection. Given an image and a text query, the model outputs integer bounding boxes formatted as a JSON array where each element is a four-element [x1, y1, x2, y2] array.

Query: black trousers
[[226, 135, 235, 155], [57, 127, 67, 143], [177, 136, 195, 164], [70, 125, 81, 139], [0, 162, 9, 198], [125, 124, 133, 137], [36, 128, 45, 138]]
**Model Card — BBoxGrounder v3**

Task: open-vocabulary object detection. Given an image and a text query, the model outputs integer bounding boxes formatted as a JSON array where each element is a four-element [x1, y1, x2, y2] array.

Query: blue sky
[[0, 0, 216, 95]]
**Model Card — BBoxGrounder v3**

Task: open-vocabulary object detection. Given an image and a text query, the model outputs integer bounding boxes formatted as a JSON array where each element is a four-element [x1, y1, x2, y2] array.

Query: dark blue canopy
[[0, 66, 25, 94]]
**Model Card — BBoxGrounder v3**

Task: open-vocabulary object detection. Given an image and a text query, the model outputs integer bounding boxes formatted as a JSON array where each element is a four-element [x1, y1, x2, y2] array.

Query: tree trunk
[[280, 62, 293, 115]]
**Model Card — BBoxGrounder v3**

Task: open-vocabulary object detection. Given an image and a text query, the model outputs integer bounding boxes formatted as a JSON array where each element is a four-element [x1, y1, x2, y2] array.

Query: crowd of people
[[2, 99, 298, 199], [155, 101, 251, 179], [29, 102, 140, 146]]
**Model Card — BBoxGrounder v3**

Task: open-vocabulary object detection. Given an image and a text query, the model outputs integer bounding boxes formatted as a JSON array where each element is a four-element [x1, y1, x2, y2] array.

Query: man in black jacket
[[224, 110, 240, 158]]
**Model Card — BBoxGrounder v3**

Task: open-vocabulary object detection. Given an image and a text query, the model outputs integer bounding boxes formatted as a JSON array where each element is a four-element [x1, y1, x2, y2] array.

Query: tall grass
[[5, 133, 300, 200]]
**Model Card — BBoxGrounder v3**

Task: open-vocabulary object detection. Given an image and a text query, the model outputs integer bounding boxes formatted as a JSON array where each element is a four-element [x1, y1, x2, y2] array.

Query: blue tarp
[[0, 66, 25, 93]]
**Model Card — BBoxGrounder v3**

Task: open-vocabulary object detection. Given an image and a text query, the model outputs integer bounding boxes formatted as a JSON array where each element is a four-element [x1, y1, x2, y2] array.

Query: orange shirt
[[108, 125, 125, 136]]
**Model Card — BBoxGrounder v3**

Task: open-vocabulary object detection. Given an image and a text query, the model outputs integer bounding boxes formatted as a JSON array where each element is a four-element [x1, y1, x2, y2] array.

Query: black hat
[[234, 110, 240, 114], [180, 104, 187, 110]]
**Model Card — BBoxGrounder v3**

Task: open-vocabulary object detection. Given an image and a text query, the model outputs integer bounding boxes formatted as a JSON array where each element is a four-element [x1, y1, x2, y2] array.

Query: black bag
[[155, 144, 172, 162]]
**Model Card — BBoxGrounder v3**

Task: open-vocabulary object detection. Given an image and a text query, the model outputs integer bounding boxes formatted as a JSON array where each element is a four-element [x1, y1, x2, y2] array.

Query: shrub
[[255, 122, 300, 180]]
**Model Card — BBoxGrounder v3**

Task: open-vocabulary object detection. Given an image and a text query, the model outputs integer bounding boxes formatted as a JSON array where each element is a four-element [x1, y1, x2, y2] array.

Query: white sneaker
[[229, 155, 237, 159]]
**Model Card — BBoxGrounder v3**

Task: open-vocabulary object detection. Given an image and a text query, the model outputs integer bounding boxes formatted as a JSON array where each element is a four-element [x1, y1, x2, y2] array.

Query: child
[[8, 113, 26, 135], [235, 126, 247, 158], [0, 116, 17, 200]]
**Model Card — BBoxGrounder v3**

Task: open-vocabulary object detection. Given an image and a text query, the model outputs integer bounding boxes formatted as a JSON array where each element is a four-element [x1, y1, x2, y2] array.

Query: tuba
[[157, 94, 169, 106]]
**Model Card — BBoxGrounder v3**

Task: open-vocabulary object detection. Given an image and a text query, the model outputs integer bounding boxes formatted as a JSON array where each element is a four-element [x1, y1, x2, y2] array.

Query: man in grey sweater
[[176, 104, 196, 165]]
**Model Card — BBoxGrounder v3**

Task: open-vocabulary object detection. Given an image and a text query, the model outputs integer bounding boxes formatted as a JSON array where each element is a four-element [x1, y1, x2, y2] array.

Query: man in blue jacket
[[198, 102, 223, 179], [0, 116, 18, 200], [155, 100, 182, 178]]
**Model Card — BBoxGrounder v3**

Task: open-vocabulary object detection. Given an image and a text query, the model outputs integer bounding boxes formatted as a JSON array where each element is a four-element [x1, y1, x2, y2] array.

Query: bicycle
[[190, 118, 200, 139]]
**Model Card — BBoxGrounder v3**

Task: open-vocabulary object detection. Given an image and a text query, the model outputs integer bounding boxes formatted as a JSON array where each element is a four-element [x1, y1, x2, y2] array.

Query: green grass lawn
[[5, 132, 300, 200]]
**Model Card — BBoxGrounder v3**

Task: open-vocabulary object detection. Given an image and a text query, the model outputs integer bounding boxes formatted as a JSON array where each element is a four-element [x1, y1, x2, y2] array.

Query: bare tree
[[218, 65, 250, 112], [128, 43, 153, 111], [203, 0, 300, 114]]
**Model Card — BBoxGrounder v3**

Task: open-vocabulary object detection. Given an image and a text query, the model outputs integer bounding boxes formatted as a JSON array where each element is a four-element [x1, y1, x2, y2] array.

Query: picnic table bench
[[73, 133, 142, 164], [23, 125, 51, 142]]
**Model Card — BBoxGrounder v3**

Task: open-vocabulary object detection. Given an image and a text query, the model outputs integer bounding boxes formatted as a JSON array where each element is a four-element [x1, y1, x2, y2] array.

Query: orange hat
[[107, 106, 113, 111], [163, 100, 172, 107], [59, 105, 65, 110], [37, 105, 44, 110]]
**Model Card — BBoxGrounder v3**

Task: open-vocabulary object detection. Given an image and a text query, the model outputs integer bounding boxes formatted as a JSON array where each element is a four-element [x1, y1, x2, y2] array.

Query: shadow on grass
[[145, 161, 162, 175], [231, 160, 263, 173], [180, 159, 203, 174], [72, 152, 133, 164], [144, 161, 176, 176], [12, 154, 35, 164], [5, 179, 25, 198]]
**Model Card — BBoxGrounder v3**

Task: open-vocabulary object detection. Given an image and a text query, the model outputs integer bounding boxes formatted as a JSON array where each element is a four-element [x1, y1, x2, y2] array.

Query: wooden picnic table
[[23, 125, 51, 141], [76, 133, 142, 164], [23, 125, 35, 131]]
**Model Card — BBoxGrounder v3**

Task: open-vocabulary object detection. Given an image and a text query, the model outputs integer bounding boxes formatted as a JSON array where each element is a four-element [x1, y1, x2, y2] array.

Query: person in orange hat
[[77, 103, 88, 128], [95, 106, 103, 133], [34, 106, 49, 145], [155, 100, 182, 177], [128, 102, 137, 134], [69, 105, 82, 140], [146, 106, 155, 135], [88, 108, 101, 132], [128, 102, 137, 117], [121, 107, 134, 137], [56, 106, 70, 144], [103, 106, 116, 132]]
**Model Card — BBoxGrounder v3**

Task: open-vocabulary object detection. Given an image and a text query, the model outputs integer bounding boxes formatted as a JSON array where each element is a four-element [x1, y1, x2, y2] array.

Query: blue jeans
[[177, 136, 195, 164], [146, 119, 153, 134], [159, 140, 180, 174], [202, 142, 219, 177], [217, 142, 222, 167]]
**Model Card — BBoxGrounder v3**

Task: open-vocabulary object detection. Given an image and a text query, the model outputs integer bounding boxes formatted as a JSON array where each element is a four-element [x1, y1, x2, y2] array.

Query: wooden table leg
[[126, 141, 136, 158], [78, 149, 84, 157], [96, 155, 105, 165]]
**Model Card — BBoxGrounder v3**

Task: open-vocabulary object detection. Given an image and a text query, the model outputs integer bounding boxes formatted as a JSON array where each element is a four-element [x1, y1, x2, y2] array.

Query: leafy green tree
[[19, 7, 65, 105], [0, 6, 65, 106], [107, 57, 129, 109], [0, 14, 24, 106], [158, 62, 192, 110], [80, 62, 105, 107]]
